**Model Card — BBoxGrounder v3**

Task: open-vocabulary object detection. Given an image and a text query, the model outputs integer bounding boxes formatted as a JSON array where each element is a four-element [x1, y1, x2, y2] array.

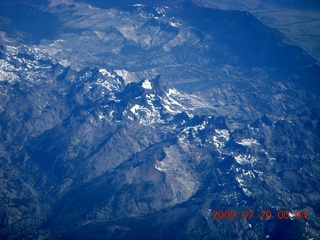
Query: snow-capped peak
[[142, 79, 152, 89]]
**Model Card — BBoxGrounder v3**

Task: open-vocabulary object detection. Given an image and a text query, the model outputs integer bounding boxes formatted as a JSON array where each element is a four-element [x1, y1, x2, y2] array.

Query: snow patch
[[213, 136, 223, 149], [237, 138, 259, 146], [236, 171, 255, 196], [155, 7, 166, 14], [168, 88, 180, 96], [130, 103, 161, 125], [169, 21, 181, 28], [235, 154, 258, 165], [114, 69, 136, 84], [215, 129, 230, 141], [142, 79, 152, 89], [99, 68, 111, 77], [98, 113, 106, 120], [213, 129, 230, 150], [154, 162, 168, 172], [130, 104, 141, 114]]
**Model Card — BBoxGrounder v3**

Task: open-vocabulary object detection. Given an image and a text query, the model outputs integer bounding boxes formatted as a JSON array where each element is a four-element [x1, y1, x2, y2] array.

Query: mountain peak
[[137, 75, 170, 96], [141, 79, 153, 89]]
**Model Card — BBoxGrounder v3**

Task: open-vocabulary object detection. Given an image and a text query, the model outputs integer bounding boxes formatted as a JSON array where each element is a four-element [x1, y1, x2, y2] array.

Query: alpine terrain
[[0, 0, 319, 239]]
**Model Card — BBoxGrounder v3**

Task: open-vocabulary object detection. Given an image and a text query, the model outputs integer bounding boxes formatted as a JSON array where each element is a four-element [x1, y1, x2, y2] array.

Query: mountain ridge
[[0, 1, 319, 239]]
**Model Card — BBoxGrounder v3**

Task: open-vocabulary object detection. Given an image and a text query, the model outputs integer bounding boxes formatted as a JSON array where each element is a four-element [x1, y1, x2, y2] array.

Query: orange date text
[[211, 209, 307, 220]]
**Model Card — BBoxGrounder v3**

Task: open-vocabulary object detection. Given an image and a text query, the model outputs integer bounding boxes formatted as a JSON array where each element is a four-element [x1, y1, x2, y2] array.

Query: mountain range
[[0, 0, 319, 239]]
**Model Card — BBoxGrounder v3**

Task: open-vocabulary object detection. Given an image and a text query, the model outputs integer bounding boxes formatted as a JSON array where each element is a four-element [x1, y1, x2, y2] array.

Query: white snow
[[114, 69, 136, 84], [243, 170, 255, 178], [237, 138, 259, 146], [212, 129, 230, 150], [159, 87, 213, 115], [109, 110, 115, 117], [161, 97, 182, 113], [168, 88, 180, 96], [236, 176, 245, 187], [0, 60, 20, 83], [99, 68, 111, 76], [146, 94, 161, 110], [130, 103, 161, 125], [154, 162, 168, 173], [146, 93, 156, 101], [213, 136, 222, 149], [236, 170, 255, 196], [0, 59, 16, 71], [215, 129, 230, 141], [5, 46, 19, 55], [242, 187, 252, 196], [160, 88, 189, 114], [169, 21, 181, 27], [234, 154, 258, 165], [130, 104, 141, 114], [142, 79, 152, 89], [98, 113, 106, 120], [155, 7, 166, 14]]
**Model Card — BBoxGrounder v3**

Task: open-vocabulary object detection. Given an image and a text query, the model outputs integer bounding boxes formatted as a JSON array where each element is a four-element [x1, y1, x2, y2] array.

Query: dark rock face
[[0, 1, 319, 239]]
